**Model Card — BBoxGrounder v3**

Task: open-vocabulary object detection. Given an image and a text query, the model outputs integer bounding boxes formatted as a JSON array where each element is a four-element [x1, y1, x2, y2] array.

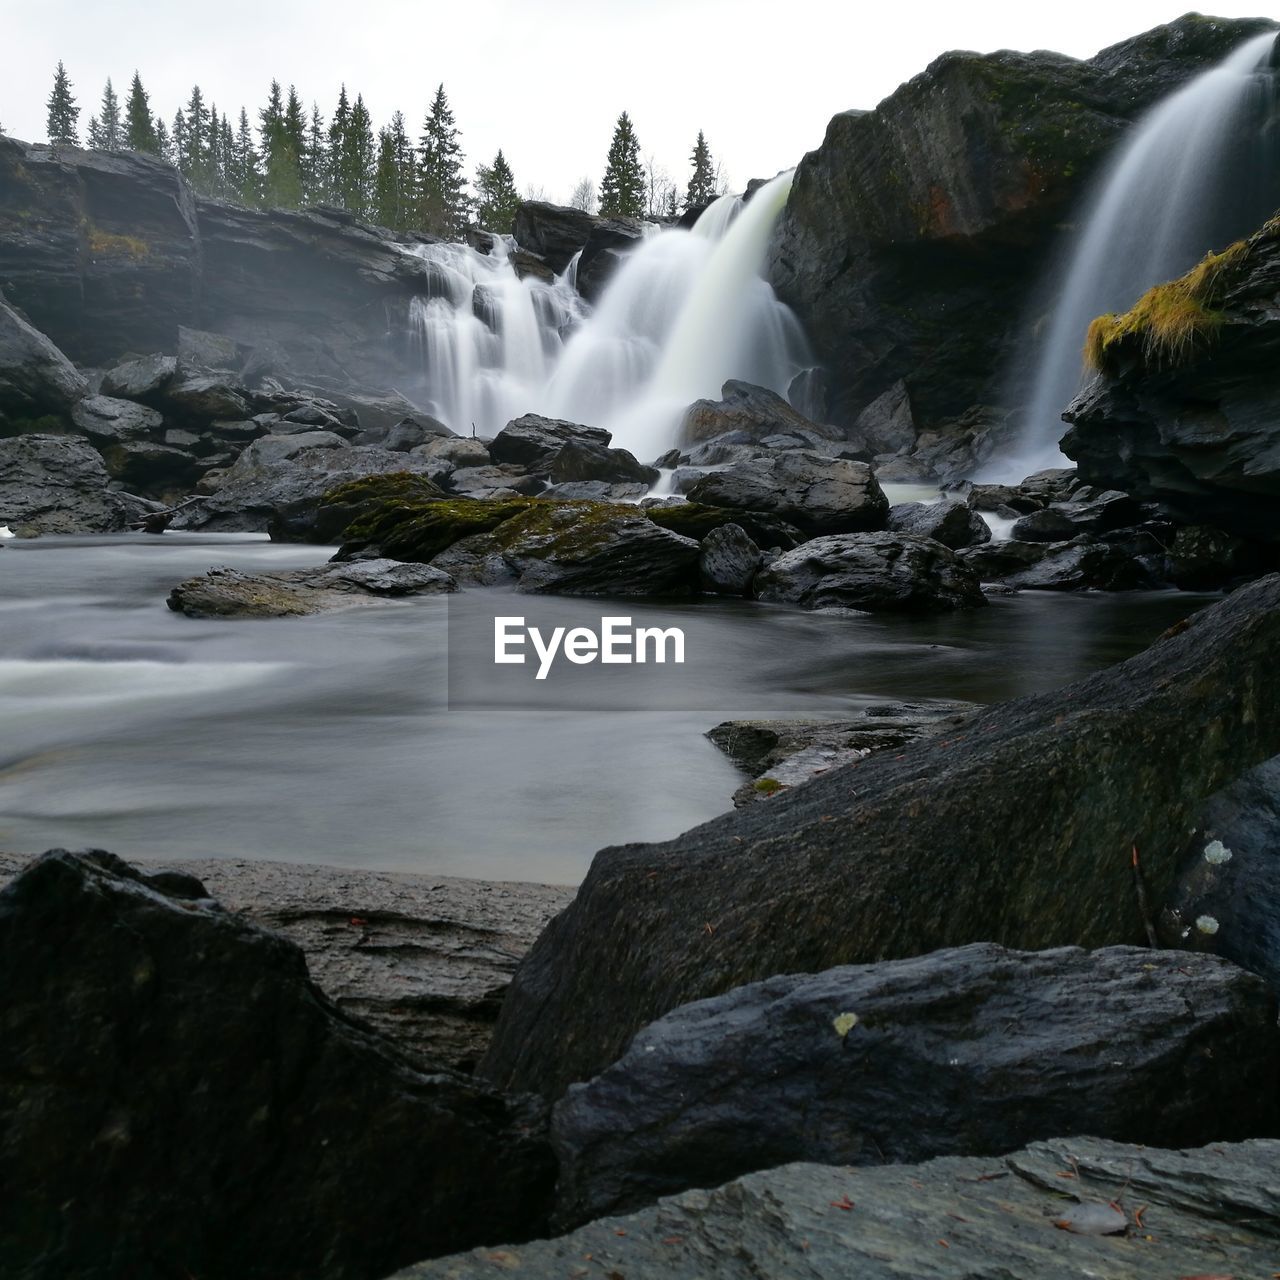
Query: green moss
[[753, 777, 784, 796], [86, 225, 150, 259], [1085, 240, 1250, 373]]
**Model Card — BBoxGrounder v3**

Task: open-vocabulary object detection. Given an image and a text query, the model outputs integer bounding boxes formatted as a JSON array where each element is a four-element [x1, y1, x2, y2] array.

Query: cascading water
[[990, 28, 1280, 481], [403, 172, 809, 462]]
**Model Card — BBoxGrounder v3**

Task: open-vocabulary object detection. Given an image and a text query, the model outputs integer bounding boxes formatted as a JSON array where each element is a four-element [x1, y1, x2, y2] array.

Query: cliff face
[[1062, 215, 1280, 542], [768, 15, 1280, 434]]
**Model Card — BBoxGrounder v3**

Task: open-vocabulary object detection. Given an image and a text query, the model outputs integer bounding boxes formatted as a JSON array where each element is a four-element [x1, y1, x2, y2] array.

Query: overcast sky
[[2, 1, 1274, 202]]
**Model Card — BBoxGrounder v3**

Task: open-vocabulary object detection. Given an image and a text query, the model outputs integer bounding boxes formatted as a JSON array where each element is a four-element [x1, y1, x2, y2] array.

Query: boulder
[[168, 559, 457, 618], [0, 850, 553, 1280], [0, 293, 87, 419], [160, 372, 252, 423], [852, 380, 916, 454], [481, 574, 1280, 1099], [100, 353, 178, 402], [576, 215, 647, 302], [384, 415, 454, 452], [97, 439, 204, 496], [68, 394, 164, 443], [551, 943, 1279, 1227], [686, 451, 888, 534], [886, 498, 991, 549], [413, 435, 490, 468], [768, 15, 1279, 432], [985, 540, 1145, 591], [547, 439, 658, 487], [0, 433, 128, 535], [755, 532, 986, 612], [540, 480, 649, 501], [448, 463, 545, 499], [697, 523, 760, 596], [1010, 493, 1140, 542], [489, 414, 612, 470], [681, 380, 843, 446], [1063, 216, 1280, 542], [176, 324, 244, 371], [513, 201, 599, 274], [393, 1136, 1280, 1280]]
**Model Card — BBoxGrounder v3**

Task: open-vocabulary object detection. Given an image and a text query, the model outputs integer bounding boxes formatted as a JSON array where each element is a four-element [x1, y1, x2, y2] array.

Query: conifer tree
[[181, 85, 212, 188], [46, 62, 80, 147], [417, 83, 468, 238], [124, 72, 159, 153], [302, 103, 327, 205], [86, 115, 104, 148], [474, 149, 519, 233], [259, 80, 302, 208], [283, 85, 307, 188], [235, 107, 261, 205], [97, 78, 121, 150], [372, 111, 414, 229], [684, 129, 716, 210], [170, 109, 188, 170], [339, 93, 375, 216], [155, 116, 172, 164], [599, 111, 645, 218], [665, 186, 679, 218], [326, 85, 351, 204]]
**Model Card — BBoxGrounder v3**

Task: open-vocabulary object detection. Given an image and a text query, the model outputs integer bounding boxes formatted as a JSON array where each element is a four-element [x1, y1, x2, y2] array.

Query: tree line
[[37, 62, 726, 240]]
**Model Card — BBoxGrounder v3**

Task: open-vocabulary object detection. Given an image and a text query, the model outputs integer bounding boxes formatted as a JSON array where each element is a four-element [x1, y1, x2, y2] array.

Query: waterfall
[[403, 172, 808, 462], [989, 29, 1280, 481]]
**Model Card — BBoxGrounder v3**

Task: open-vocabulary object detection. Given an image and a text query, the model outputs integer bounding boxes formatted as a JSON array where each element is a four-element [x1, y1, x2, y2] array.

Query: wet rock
[[540, 480, 649, 501], [489, 414, 612, 470], [697, 523, 760, 595], [551, 943, 1280, 1226], [448, 463, 545, 499], [576, 216, 647, 302], [160, 372, 252, 423], [852, 379, 916, 454], [887, 498, 991, 549], [547, 439, 658, 487], [177, 325, 245, 371], [0, 850, 554, 1280], [413, 436, 491, 468], [994, 540, 1145, 591], [481, 574, 1280, 1099], [0, 292, 87, 419], [394, 1135, 1280, 1280], [681, 380, 844, 447], [167, 559, 457, 618], [755, 531, 986, 612], [384, 414, 455, 452], [513, 201, 599, 273], [69, 394, 164, 442], [1011, 493, 1140, 542], [99, 352, 179, 403], [98, 439, 204, 497], [686, 450, 888, 534], [0, 433, 128, 535], [1162, 523, 1273, 590]]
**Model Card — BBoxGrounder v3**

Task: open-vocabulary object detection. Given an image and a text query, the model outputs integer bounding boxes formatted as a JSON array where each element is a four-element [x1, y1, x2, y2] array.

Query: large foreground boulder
[[482, 574, 1280, 1098], [0, 293, 87, 421], [0, 850, 554, 1280], [395, 1136, 1280, 1280], [680, 379, 844, 446], [551, 942, 1279, 1226], [0, 433, 128, 535]]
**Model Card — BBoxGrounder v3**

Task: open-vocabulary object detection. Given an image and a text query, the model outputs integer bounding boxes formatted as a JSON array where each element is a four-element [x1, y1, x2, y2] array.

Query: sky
[[2, 0, 1276, 203]]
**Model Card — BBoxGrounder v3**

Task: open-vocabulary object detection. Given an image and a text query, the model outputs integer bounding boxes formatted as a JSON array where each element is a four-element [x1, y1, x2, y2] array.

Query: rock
[[1011, 493, 1140, 542], [68, 393, 164, 442], [1160, 755, 1280, 989], [413, 435, 490, 468], [1163, 524, 1272, 589], [0, 850, 554, 1279], [697, 523, 760, 596], [513, 201, 599, 274], [540, 480, 649, 501], [100, 353, 178, 402], [986, 540, 1145, 591], [755, 532, 986, 612], [709, 700, 979, 805], [481, 574, 1280, 1099], [489, 414, 612, 470], [686, 451, 888, 534], [393, 1135, 1280, 1280], [887, 499, 991, 549], [160, 372, 252, 422], [384, 414, 455, 451], [448, 463, 545, 499], [98, 439, 204, 497], [167, 559, 457, 618], [0, 433, 128, 535], [1063, 216, 1280, 541], [550, 943, 1279, 1227], [768, 15, 1278, 433], [177, 325, 245, 371], [547, 439, 658, 486], [576, 216, 647, 302], [852, 380, 916, 454], [681, 380, 844, 446], [0, 292, 87, 419], [436, 501, 701, 597]]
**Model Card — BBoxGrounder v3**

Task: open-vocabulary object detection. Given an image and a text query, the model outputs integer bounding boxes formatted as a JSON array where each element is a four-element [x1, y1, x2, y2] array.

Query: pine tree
[[665, 186, 679, 218], [474, 149, 519, 233], [235, 107, 261, 205], [86, 115, 104, 149], [181, 85, 212, 188], [170, 110, 188, 170], [283, 86, 307, 194], [155, 116, 172, 164], [599, 111, 645, 218], [97, 78, 121, 150], [46, 61, 80, 147], [302, 103, 327, 206], [340, 93, 375, 216], [124, 72, 159, 153], [259, 80, 302, 209], [685, 129, 716, 210], [326, 85, 351, 204], [417, 83, 468, 238], [372, 111, 414, 229]]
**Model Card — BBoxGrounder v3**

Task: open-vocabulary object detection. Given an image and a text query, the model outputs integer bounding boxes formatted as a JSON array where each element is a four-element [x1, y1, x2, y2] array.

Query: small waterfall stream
[[404, 173, 809, 461], [991, 29, 1280, 481]]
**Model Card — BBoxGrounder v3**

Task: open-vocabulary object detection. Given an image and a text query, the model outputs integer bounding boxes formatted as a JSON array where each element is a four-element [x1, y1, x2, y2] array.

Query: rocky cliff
[[769, 14, 1280, 438]]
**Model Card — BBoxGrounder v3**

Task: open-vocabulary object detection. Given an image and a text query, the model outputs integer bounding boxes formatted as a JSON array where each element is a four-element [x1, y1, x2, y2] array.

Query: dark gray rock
[[489, 414, 612, 470], [852, 379, 916, 454], [448, 463, 545, 499], [993, 540, 1145, 591], [1162, 524, 1273, 589], [168, 559, 457, 618], [681, 380, 843, 447], [394, 1135, 1280, 1280], [384, 415, 455, 452], [547, 439, 658, 487], [1011, 493, 1140, 542], [177, 325, 245, 371], [551, 943, 1280, 1227], [412, 436, 491, 468], [99, 353, 178, 403], [481, 574, 1280, 1099], [755, 531, 986, 612], [686, 451, 888, 534], [0, 293, 87, 418], [161, 373, 252, 423], [540, 480, 649, 501], [576, 215, 647, 302], [97, 439, 204, 496], [513, 201, 599, 273], [69, 394, 163, 442], [0, 850, 554, 1280], [0, 433, 128, 535], [697, 523, 760, 596], [887, 498, 991, 549]]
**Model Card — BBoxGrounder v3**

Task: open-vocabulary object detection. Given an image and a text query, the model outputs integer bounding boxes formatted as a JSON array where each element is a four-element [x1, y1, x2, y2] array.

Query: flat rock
[[69, 394, 164, 443], [489, 414, 611, 470]]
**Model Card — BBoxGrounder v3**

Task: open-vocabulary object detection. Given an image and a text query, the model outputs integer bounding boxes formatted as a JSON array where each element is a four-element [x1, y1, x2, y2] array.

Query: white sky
[[1, 1, 1275, 202]]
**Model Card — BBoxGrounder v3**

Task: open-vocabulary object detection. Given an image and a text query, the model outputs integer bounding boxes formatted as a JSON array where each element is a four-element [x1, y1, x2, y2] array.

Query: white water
[[404, 174, 809, 462], [990, 29, 1279, 481]]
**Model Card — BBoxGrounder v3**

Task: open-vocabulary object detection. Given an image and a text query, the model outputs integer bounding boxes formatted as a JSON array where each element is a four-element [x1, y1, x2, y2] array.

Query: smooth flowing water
[[405, 174, 810, 460], [992, 28, 1280, 480], [0, 536, 1208, 883]]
